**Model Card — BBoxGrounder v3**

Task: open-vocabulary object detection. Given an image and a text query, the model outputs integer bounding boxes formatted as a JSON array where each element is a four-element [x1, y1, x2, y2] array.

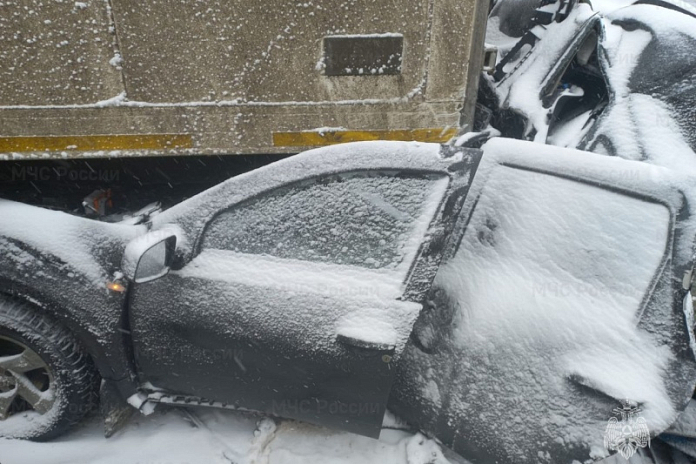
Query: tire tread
[[0, 297, 100, 440]]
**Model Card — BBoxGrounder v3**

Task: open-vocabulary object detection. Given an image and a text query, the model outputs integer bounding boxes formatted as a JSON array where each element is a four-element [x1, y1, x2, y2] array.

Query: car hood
[[0, 199, 144, 287]]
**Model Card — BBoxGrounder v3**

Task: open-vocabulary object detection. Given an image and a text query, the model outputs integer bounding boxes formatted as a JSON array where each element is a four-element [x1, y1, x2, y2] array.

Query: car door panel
[[129, 264, 419, 436], [127, 167, 470, 437]]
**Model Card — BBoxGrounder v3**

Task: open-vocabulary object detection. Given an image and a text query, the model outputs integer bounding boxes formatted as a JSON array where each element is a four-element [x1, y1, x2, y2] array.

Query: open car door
[[390, 138, 696, 463]]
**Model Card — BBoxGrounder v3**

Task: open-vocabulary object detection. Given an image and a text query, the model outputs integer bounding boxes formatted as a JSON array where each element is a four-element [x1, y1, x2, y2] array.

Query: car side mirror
[[122, 231, 177, 283]]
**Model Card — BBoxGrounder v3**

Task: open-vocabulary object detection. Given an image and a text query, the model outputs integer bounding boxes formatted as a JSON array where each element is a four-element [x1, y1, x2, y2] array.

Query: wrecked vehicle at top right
[[476, 0, 696, 174]]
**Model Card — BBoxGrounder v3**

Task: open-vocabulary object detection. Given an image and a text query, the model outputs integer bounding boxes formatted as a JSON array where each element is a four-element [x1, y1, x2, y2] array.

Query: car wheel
[[0, 297, 99, 440]]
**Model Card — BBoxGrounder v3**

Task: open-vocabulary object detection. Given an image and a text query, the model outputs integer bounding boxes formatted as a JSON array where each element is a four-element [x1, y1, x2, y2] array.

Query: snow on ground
[[0, 407, 664, 464], [0, 407, 457, 464]]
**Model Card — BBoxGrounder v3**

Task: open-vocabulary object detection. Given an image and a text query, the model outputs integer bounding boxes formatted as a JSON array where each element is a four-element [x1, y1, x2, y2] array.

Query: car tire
[[0, 297, 99, 440]]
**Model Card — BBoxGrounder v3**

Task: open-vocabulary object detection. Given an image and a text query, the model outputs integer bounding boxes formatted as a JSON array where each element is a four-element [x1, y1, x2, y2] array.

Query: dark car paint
[[486, 0, 696, 163], [129, 279, 405, 437], [124, 146, 483, 437], [0, 220, 143, 400], [580, 11, 696, 158], [387, 141, 696, 463], [0, 144, 484, 438], [3, 138, 696, 462]]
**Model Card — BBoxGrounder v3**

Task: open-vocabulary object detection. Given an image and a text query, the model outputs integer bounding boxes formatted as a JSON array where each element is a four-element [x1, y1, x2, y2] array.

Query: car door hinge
[[683, 268, 694, 291]]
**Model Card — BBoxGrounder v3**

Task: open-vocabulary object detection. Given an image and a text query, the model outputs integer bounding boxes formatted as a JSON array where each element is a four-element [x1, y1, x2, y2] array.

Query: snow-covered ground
[[0, 406, 658, 464], [0, 407, 456, 464]]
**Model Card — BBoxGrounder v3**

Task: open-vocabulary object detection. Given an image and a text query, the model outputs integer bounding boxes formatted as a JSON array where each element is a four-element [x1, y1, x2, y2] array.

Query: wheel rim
[[0, 335, 55, 420]]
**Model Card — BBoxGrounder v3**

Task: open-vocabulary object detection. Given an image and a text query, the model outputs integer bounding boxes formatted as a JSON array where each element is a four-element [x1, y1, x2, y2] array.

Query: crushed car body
[[389, 138, 696, 463], [2, 139, 696, 464], [480, 0, 696, 173]]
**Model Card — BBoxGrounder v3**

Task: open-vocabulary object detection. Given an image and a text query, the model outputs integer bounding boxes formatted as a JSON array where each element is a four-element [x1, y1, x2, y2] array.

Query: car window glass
[[445, 166, 669, 328], [199, 172, 447, 271]]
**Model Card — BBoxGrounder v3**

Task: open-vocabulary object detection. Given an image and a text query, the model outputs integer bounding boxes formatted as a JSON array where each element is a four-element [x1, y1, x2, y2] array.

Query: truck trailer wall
[[0, 0, 489, 159]]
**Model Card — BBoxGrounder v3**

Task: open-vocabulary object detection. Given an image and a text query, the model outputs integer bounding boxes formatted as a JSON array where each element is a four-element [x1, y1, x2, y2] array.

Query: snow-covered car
[[2, 139, 696, 464], [479, 0, 696, 173]]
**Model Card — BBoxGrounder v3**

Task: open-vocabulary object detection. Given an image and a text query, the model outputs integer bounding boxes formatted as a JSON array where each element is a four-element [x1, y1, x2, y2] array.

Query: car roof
[[151, 141, 465, 246]]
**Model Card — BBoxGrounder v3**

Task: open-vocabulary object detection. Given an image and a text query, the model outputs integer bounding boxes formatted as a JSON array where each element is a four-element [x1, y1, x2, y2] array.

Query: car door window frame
[[191, 170, 451, 283]]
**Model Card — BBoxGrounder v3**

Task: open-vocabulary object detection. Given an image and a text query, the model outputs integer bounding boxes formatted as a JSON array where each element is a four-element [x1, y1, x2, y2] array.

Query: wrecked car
[[2, 139, 696, 464], [479, 0, 696, 174]]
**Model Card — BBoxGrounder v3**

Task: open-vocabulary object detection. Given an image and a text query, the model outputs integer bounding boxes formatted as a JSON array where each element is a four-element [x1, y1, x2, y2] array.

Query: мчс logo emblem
[[604, 400, 650, 459]]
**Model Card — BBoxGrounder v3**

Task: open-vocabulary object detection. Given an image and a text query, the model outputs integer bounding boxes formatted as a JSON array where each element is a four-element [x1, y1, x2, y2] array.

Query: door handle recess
[[336, 333, 395, 352]]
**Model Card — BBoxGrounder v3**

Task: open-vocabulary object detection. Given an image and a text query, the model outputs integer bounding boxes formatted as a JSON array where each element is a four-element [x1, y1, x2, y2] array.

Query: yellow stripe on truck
[[0, 134, 193, 153], [273, 128, 458, 147]]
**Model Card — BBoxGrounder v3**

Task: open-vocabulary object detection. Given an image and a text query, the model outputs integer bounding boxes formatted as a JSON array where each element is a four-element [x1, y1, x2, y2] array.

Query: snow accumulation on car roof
[[0, 199, 144, 285], [483, 138, 694, 195]]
